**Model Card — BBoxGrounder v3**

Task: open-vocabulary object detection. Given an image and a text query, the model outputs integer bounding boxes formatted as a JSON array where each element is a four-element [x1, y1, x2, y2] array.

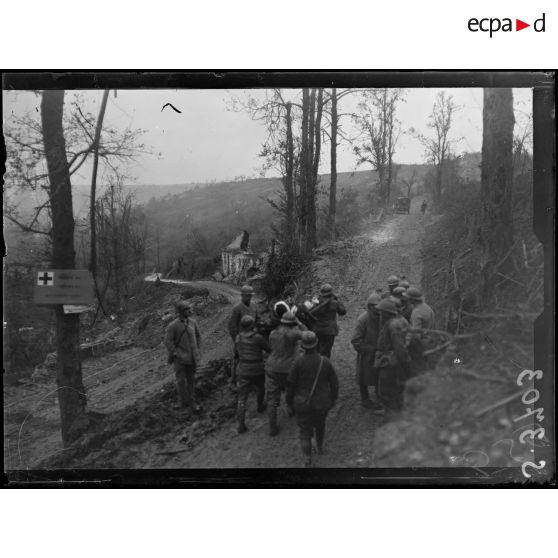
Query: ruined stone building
[[221, 231, 280, 284]]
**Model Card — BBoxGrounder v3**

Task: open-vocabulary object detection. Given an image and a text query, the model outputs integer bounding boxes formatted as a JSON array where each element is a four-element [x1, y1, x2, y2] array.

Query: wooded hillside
[[139, 165, 432, 275]]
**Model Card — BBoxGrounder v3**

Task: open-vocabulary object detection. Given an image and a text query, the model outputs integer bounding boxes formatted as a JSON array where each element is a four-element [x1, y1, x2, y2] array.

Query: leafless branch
[[5, 214, 51, 236]]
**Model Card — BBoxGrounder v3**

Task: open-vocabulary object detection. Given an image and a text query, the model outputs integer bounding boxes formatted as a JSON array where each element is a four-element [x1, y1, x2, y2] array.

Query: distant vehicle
[[395, 197, 411, 214]]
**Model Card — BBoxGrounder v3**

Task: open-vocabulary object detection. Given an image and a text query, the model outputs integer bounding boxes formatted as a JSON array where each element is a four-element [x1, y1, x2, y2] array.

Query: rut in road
[[163, 212, 426, 468]]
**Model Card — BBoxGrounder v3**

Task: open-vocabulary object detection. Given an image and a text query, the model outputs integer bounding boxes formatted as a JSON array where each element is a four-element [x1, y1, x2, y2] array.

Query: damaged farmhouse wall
[[221, 231, 278, 284]]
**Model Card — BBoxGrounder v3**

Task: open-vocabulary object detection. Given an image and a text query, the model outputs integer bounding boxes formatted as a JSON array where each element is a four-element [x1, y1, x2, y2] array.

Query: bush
[[260, 247, 309, 300]]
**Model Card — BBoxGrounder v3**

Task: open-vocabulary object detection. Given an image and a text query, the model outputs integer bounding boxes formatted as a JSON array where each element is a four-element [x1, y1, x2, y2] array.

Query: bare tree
[[480, 88, 515, 304], [352, 89, 404, 208], [327, 87, 338, 240], [299, 88, 310, 254], [321, 88, 359, 241], [231, 89, 302, 250], [95, 173, 148, 312], [512, 108, 533, 178], [4, 91, 147, 237], [231, 88, 326, 256], [5, 92, 149, 443], [89, 90, 110, 315], [5, 90, 150, 324], [305, 87, 323, 253], [41, 90, 86, 446], [284, 101, 296, 243], [415, 91, 460, 213]]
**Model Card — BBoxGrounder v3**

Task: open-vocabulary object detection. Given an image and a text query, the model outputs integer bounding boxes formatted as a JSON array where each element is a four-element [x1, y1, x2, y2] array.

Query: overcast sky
[[3, 88, 532, 186]]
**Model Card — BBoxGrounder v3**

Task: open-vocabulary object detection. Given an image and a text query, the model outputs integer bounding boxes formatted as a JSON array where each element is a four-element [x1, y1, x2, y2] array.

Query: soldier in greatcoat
[[374, 299, 410, 415], [234, 315, 270, 433], [228, 284, 259, 342], [264, 312, 305, 436], [405, 287, 435, 375], [165, 300, 202, 412], [310, 283, 347, 358], [287, 331, 339, 467], [350, 293, 382, 409]]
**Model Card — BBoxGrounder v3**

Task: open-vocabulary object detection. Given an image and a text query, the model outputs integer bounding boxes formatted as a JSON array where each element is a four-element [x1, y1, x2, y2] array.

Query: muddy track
[[4, 280, 241, 470], [5, 212, 427, 470], [158, 207, 428, 468]]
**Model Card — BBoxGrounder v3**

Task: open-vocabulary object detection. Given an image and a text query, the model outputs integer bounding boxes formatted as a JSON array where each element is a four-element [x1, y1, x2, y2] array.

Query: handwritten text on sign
[[34, 270, 94, 305]]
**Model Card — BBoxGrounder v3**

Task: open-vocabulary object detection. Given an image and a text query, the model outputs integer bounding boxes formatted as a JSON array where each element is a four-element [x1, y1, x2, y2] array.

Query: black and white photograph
[[2, 72, 555, 485]]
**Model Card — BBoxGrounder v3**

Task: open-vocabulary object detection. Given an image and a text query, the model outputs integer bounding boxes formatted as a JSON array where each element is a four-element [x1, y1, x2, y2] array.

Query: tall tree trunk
[[328, 88, 338, 241], [89, 90, 110, 313], [312, 90, 323, 180], [378, 167, 385, 207], [284, 102, 295, 246], [41, 90, 86, 446], [110, 188, 121, 307], [381, 89, 388, 206], [307, 88, 323, 251], [299, 88, 310, 254], [480, 88, 515, 304], [386, 153, 393, 206], [386, 101, 394, 206], [305, 89, 316, 255]]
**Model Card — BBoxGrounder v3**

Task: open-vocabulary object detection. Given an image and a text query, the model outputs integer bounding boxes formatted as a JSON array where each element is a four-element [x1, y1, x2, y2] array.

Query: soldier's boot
[[315, 423, 326, 455], [360, 385, 374, 408], [301, 437, 312, 466], [237, 408, 247, 434], [268, 405, 279, 436], [256, 388, 267, 413], [174, 378, 189, 409]]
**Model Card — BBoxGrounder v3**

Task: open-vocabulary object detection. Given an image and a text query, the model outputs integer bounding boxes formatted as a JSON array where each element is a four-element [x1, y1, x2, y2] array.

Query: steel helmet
[[280, 311, 297, 324], [320, 283, 334, 296], [399, 279, 410, 289], [387, 275, 400, 286], [176, 300, 192, 312], [240, 315, 255, 329], [367, 293, 382, 306], [376, 299, 398, 315], [392, 286, 406, 297], [405, 287, 423, 301], [301, 331, 319, 350], [240, 285, 254, 295]]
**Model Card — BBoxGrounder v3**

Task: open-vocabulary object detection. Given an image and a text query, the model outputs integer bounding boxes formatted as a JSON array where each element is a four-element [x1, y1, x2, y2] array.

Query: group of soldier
[[225, 283, 343, 465], [164, 276, 433, 466], [352, 275, 435, 415]]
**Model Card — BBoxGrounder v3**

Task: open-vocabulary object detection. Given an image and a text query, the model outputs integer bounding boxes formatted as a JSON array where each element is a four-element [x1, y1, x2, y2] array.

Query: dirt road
[[157, 207, 427, 468], [4, 279, 241, 470], [5, 208, 427, 470]]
